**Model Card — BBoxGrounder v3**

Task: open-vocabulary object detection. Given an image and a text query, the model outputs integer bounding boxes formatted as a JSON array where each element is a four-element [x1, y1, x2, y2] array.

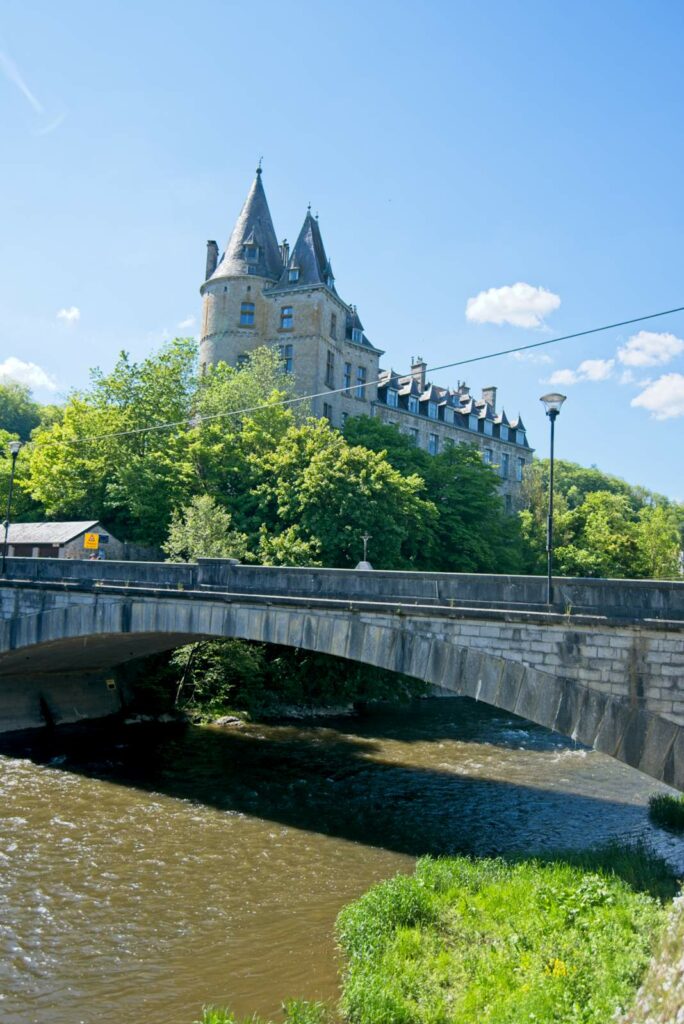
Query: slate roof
[[276, 210, 335, 290], [210, 169, 283, 282], [7, 521, 103, 544]]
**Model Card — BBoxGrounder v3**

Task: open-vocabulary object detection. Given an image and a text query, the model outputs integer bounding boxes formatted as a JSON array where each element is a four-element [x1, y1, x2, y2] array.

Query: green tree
[[344, 415, 519, 573], [163, 494, 250, 562], [0, 382, 41, 440], [520, 460, 683, 580], [25, 339, 197, 544], [251, 417, 436, 568]]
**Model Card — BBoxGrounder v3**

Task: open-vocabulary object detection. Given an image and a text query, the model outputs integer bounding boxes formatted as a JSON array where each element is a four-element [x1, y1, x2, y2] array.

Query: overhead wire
[[16, 303, 684, 451]]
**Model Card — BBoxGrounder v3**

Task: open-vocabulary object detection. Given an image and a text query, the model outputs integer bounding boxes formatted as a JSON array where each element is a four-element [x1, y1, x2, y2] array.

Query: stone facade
[[199, 170, 532, 505]]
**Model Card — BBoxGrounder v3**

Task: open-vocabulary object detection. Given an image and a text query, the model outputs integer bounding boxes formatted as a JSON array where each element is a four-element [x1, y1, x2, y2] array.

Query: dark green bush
[[649, 792, 684, 832]]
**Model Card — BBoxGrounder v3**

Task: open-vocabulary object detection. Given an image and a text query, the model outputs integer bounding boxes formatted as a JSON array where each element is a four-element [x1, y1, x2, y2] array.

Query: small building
[[5, 521, 123, 560]]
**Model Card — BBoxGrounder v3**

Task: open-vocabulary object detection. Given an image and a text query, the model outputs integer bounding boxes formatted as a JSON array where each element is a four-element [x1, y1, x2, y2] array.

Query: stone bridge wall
[[4, 556, 684, 620], [0, 579, 683, 788]]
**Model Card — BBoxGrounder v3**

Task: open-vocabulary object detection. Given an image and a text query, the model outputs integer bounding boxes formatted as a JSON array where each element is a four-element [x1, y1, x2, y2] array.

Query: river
[[1, 697, 682, 1024]]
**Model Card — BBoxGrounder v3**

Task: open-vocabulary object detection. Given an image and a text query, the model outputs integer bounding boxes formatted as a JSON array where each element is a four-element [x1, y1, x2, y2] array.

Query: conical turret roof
[[210, 168, 283, 282], [277, 210, 336, 290]]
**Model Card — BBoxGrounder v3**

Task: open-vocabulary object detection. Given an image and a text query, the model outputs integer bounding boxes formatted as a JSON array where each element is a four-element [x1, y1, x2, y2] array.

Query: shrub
[[649, 792, 684, 832]]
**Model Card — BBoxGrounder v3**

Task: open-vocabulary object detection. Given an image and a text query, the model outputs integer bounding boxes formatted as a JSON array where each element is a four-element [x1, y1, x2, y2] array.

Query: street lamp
[[539, 393, 566, 605], [1, 440, 22, 575]]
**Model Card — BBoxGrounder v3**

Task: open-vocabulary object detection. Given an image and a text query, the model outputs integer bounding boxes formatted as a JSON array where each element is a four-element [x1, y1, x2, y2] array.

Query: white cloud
[[619, 369, 635, 385], [510, 350, 553, 365], [56, 306, 80, 323], [631, 373, 684, 419], [0, 356, 58, 392], [617, 330, 684, 367], [177, 315, 196, 330], [466, 282, 561, 328], [547, 358, 614, 386]]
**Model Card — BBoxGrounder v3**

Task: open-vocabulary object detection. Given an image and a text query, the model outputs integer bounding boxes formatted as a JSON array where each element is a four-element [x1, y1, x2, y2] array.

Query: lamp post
[[1, 440, 22, 575], [539, 393, 566, 605]]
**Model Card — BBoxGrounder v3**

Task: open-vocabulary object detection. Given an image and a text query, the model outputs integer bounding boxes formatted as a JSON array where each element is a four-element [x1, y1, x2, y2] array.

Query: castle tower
[[199, 173, 383, 425], [199, 166, 283, 371]]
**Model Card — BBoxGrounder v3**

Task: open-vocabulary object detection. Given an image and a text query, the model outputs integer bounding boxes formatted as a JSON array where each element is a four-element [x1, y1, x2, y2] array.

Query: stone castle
[[199, 168, 533, 508]]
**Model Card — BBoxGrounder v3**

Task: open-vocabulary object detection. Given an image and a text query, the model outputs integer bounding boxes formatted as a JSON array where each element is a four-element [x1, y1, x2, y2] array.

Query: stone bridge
[[1, 557, 683, 788]]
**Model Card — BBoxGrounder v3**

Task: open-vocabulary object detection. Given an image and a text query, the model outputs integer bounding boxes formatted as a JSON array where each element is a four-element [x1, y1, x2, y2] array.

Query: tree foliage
[[0, 381, 42, 440], [519, 459, 683, 579]]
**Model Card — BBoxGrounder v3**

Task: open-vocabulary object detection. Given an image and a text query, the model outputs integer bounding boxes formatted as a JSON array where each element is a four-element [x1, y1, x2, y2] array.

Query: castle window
[[516, 429, 526, 446], [243, 245, 259, 262], [386, 388, 398, 407], [428, 433, 439, 455], [279, 343, 293, 373], [351, 327, 363, 343], [468, 414, 479, 431], [483, 448, 493, 465], [428, 401, 438, 419], [483, 419, 493, 436], [330, 313, 337, 339], [499, 424, 509, 441], [355, 365, 367, 399], [409, 427, 419, 444], [516, 457, 525, 482], [501, 453, 510, 478], [325, 350, 335, 388], [288, 267, 300, 283], [444, 407, 454, 424], [323, 402, 333, 423], [240, 302, 255, 326], [344, 362, 352, 392], [342, 412, 349, 426], [280, 306, 294, 330], [408, 395, 419, 414]]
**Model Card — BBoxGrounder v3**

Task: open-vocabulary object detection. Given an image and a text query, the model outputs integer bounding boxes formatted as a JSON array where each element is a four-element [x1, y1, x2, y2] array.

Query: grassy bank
[[196, 844, 675, 1024]]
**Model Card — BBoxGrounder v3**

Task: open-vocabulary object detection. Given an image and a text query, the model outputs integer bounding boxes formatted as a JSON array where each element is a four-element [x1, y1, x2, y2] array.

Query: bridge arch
[[1, 590, 682, 790]]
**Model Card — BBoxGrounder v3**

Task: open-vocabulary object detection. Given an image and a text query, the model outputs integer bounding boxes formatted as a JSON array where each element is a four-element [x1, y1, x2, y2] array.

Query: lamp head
[[540, 392, 566, 417], [8, 441, 22, 456]]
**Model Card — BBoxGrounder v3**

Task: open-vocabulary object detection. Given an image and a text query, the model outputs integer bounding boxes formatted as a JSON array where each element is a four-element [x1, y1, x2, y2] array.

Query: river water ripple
[[1, 697, 683, 1024]]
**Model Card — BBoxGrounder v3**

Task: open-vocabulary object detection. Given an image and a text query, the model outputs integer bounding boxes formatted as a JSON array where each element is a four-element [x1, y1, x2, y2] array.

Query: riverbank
[[198, 843, 677, 1024]]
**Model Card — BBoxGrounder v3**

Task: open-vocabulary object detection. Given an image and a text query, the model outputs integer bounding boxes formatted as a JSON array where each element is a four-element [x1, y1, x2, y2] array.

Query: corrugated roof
[[7, 521, 101, 544]]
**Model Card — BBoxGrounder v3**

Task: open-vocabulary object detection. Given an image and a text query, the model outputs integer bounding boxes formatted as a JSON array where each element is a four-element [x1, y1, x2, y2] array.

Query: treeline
[[1, 338, 682, 579]]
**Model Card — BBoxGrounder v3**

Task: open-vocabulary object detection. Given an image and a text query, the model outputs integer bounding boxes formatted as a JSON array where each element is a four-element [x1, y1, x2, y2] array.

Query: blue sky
[[1, 0, 683, 498]]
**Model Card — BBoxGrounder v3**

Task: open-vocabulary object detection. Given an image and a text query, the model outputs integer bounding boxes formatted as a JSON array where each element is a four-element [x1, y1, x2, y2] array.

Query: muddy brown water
[[1, 697, 683, 1024]]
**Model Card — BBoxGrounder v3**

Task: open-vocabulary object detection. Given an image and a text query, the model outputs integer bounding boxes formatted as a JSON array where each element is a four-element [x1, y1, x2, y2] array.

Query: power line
[[19, 302, 684, 451]]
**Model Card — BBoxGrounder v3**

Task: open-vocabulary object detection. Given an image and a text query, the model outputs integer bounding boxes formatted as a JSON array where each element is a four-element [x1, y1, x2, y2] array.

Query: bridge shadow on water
[[1, 697, 670, 884]]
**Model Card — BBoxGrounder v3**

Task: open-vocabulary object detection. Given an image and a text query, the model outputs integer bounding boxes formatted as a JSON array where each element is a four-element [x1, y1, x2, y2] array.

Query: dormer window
[[484, 419, 493, 436], [326, 274, 335, 288], [499, 424, 509, 441], [243, 245, 259, 262], [468, 414, 479, 431], [351, 327, 363, 343], [386, 388, 398, 408], [427, 401, 438, 419], [408, 395, 419, 414], [288, 267, 300, 283]]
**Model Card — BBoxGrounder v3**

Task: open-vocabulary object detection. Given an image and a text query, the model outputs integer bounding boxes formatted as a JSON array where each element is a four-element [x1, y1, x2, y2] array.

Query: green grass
[[648, 792, 684, 831], [335, 847, 669, 1024], [194, 1000, 330, 1024]]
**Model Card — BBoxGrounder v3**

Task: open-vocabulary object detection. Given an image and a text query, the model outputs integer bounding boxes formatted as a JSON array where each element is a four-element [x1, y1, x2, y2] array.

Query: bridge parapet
[[3, 557, 683, 621]]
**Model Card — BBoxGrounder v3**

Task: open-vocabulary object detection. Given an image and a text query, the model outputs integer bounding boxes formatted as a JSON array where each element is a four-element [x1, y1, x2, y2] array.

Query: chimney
[[411, 356, 427, 393], [481, 386, 497, 411], [205, 240, 219, 280], [280, 239, 290, 265]]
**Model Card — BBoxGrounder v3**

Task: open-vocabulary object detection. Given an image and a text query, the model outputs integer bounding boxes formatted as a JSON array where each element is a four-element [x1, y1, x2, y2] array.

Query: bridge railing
[[2, 556, 683, 621]]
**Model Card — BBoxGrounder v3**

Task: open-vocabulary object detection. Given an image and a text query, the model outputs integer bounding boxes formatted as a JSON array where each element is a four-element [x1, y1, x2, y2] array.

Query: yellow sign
[[83, 532, 100, 550]]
